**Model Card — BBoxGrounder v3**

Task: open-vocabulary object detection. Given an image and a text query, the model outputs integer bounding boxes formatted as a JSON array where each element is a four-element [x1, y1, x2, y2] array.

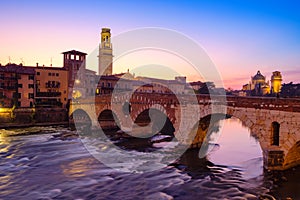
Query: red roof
[[62, 50, 87, 55]]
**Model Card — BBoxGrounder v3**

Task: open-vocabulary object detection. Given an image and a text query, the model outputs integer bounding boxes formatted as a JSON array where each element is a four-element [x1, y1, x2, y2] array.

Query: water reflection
[[61, 157, 97, 178], [0, 133, 10, 153], [207, 117, 263, 179]]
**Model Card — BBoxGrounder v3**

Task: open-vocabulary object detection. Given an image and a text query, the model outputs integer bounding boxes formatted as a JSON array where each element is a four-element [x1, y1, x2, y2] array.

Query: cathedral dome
[[252, 70, 265, 81]]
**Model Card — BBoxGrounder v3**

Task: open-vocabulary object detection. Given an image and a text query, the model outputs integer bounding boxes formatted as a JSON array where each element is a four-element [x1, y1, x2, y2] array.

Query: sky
[[1, 0, 300, 89]]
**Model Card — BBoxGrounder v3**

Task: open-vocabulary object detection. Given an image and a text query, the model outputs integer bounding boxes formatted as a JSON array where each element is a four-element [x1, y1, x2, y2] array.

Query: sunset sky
[[1, 0, 300, 89]]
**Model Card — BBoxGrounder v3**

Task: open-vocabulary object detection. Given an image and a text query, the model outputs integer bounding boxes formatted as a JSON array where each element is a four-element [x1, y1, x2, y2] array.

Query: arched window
[[271, 122, 280, 146]]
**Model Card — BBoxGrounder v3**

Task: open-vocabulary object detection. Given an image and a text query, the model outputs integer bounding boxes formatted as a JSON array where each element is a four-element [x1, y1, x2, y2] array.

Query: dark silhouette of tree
[[198, 82, 216, 94]]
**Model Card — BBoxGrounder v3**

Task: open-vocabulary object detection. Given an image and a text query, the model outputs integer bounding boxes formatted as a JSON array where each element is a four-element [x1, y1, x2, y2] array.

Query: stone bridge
[[69, 93, 300, 170]]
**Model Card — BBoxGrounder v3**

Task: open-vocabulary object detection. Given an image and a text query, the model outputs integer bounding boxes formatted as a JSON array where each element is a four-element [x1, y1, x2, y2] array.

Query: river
[[0, 118, 299, 199]]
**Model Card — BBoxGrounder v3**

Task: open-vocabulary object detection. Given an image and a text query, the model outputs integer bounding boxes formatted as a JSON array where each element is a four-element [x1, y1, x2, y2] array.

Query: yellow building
[[35, 67, 68, 108], [271, 71, 282, 94]]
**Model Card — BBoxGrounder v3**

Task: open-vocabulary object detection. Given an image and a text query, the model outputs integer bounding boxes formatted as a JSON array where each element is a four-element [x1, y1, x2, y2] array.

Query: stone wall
[[0, 108, 68, 127]]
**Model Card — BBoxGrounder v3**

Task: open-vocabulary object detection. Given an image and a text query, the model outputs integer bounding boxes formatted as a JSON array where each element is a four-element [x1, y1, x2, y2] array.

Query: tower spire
[[98, 28, 113, 75]]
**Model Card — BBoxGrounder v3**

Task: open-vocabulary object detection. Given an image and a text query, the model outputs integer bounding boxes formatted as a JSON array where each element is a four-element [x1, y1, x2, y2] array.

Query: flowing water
[[0, 118, 299, 200]]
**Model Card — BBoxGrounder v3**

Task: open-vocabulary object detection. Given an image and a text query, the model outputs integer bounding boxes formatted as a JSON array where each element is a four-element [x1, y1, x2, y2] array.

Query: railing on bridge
[[226, 95, 300, 112], [71, 93, 300, 112]]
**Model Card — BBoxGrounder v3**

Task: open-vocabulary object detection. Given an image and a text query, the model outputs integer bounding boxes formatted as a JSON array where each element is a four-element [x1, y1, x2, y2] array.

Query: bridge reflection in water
[[70, 93, 300, 170]]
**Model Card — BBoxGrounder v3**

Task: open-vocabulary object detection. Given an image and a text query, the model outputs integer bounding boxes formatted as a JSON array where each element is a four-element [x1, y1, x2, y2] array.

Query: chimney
[[36, 63, 38, 67]]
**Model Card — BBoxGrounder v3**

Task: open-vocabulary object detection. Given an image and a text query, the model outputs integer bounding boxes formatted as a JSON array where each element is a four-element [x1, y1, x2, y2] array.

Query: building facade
[[242, 70, 271, 96], [35, 67, 68, 108], [0, 64, 35, 108], [242, 70, 283, 96]]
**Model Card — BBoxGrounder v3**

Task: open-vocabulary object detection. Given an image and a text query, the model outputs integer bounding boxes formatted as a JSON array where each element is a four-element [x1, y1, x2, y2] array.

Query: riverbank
[[0, 107, 69, 129], [0, 121, 69, 130]]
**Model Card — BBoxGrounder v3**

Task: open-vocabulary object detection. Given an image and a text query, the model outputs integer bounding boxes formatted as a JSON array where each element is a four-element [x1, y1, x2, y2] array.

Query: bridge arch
[[98, 109, 121, 130], [191, 105, 260, 148], [190, 112, 265, 164], [198, 104, 257, 137], [132, 103, 176, 125], [284, 140, 300, 169], [69, 109, 92, 130], [133, 107, 175, 136]]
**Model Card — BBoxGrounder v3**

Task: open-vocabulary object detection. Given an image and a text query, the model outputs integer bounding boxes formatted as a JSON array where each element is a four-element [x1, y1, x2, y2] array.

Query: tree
[[198, 82, 216, 94]]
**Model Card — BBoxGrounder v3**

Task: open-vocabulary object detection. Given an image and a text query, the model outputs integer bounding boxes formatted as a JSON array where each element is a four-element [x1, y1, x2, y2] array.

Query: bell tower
[[98, 28, 113, 75], [271, 71, 282, 94]]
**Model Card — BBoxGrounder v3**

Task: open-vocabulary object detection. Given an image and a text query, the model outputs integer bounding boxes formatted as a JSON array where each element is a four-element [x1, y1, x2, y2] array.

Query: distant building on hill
[[241, 70, 282, 96]]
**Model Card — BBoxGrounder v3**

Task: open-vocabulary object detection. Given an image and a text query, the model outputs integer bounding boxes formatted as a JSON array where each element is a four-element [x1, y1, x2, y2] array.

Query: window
[[28, 84, 34, 89], [52, 73, 55, 76], [28, 75, 34, 80], [48, 73, 51, 76], [28, 93, 34, 99], [37, 72, 40, 75], [56, 73, 59, 77], [46, 81, 52, 88], [0, 74, 4, 80], [18, 84, 23, 88], [271, 122, 280, 146], [37, 80, 40, 86], [17, 101, 21, 107]]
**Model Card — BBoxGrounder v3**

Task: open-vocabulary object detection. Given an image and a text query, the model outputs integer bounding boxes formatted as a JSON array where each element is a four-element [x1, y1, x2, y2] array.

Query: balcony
[[0, 86, 17, 90], [36, 92, 61, 97], [45, 82, 61, 89], [0, 77, 16, 80], [35, 101, 63, 108]]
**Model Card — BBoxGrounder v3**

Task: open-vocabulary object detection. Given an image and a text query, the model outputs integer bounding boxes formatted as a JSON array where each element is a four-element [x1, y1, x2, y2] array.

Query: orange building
[[35, 66, 68, 108], [0, 64, 35, 108]]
